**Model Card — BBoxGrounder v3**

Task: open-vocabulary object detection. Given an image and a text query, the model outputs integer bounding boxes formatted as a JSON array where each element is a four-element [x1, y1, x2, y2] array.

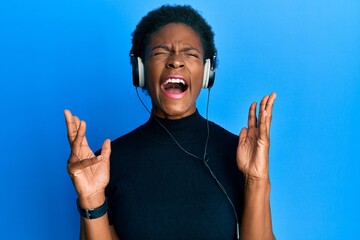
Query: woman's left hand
[[237, 93, 277, 181]]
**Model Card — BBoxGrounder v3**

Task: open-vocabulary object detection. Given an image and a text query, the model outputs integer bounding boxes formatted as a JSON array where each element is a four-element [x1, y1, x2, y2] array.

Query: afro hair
[[130, 5, 218, 67]]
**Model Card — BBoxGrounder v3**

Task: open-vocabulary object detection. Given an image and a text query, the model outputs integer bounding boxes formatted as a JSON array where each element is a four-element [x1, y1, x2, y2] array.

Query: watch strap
[[77, 198, 108, 220]]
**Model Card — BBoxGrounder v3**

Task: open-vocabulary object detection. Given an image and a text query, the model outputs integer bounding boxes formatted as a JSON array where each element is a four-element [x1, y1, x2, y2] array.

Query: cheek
[[144, 64, 159, 90], [190, 65, 205, 89]]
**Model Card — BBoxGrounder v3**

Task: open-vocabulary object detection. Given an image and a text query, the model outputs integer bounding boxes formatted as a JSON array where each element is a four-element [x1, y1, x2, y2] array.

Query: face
[[144, 23, 204, 119]]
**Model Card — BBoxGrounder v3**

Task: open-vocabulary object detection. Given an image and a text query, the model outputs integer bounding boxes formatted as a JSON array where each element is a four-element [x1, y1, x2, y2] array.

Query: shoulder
[[207, 120, 239, 159], [94, 126, 143, 156], [110, 125, 144, 152], [208, 120, 238, 142]]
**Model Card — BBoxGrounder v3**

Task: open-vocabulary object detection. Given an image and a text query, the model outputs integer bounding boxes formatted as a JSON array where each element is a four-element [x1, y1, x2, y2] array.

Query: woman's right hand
[[64, 109, 111, 208]]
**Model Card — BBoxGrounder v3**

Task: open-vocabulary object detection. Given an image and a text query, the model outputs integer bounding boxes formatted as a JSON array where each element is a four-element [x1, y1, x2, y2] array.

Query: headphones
[[130, 53, 216, 89]]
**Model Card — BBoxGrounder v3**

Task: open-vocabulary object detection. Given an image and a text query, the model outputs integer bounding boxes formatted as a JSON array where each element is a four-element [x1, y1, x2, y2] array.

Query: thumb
[[101, 139, 111, 160], [239, 127, 248, 145]]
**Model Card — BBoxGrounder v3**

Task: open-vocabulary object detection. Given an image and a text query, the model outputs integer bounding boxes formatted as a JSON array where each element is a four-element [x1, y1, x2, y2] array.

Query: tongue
[[164, 83, 183, 94]]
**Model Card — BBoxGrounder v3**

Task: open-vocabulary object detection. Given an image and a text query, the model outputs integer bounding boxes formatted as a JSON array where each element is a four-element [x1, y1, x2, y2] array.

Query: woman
[[65, 5, 276, 240]]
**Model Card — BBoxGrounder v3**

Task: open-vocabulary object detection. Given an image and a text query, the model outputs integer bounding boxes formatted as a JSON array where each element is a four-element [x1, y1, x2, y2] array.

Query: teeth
[[164, 78, 186, 85]]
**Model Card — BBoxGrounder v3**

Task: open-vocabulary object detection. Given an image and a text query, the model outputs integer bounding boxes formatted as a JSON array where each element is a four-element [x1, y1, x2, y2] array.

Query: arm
[[236, 93, 277, 240], [80, 213, 119, 240], [240, 177, 274, 239], [78, 194, 119, 240], [64, 110, 120, 240]]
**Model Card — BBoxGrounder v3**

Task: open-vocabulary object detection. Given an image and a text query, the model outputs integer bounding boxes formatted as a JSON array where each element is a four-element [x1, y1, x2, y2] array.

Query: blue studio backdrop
[[1, 0, 359, 239]]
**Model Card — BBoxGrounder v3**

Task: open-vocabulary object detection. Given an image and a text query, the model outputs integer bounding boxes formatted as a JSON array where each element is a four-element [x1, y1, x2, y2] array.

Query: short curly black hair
[[130, 4, 217, 67]]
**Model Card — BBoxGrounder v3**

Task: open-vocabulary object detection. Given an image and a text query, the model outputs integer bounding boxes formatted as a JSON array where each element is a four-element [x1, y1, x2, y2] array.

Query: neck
[[151, 107, 197, 120]]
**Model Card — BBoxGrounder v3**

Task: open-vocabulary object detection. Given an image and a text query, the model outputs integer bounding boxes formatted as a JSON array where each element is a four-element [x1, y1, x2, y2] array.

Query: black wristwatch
[[77, 198, 108, 220]]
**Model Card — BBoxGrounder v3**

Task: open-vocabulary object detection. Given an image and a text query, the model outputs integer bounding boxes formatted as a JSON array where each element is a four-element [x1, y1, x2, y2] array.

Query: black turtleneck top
[[106, 111, 244, 240]]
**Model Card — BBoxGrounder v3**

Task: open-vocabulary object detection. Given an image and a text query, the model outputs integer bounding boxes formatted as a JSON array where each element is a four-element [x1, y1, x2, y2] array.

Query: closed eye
[[152, 51, 168, 56], [150, 45, 202, 59], [182, 47, 201, 58], [151, 45, 171, 57], [185, 52, 200, 58]]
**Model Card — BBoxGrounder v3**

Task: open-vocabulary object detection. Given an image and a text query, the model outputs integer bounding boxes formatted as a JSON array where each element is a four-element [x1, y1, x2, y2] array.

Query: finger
[[248, 102, 257, 129], [72, 120, 87, 154], [258, 94, 272, 135], [258, 95, 270, 141], [100, 139, 111, 160], [73, 116, 81, 131], [75, 117, 90, 148], [265, 92, 277, 115], [64, 109, 78, 143], [64, 110, 85, 144], [259, 109, 269, 142], [264, 92, 277, 135], [72, 116, 88, 146], [259, 95, 270, 119]]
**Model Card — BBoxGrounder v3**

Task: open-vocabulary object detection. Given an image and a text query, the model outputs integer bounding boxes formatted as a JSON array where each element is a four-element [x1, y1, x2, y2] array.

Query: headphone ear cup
[[207, 63, 215, 89], [202, 58, 216, 88], [131, 56, 145, 88], [137, 57, 145, 88]]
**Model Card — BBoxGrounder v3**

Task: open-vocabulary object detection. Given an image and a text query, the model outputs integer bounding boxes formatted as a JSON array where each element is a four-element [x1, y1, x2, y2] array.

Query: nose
[[166, 55, 185, 69]]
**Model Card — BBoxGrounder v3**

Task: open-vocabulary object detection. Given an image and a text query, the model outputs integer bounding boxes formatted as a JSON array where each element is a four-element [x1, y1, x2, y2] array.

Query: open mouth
[[163, 78, 188, 94]]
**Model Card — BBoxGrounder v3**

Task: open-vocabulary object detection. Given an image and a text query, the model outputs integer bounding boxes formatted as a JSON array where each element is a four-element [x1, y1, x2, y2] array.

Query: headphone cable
[[135, 87, 240, 239]]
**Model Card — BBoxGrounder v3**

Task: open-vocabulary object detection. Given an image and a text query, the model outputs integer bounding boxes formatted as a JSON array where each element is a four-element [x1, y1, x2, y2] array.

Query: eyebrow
[[151, 45, 201, 53]]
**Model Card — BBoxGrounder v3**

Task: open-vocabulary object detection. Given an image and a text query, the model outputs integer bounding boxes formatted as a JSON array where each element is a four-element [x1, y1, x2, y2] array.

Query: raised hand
[[64, 109, 111, 208], [236, 93, 276, 182]]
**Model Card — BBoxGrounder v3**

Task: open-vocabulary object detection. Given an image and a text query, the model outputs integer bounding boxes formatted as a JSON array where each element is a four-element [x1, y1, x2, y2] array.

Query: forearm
[[240, 178, 275, 240], [80, 214, 113, 240], [78, 194, 115, 240]]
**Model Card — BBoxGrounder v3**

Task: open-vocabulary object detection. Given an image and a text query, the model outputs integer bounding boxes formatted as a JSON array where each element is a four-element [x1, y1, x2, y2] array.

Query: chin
[[155, 105, 196, 119]]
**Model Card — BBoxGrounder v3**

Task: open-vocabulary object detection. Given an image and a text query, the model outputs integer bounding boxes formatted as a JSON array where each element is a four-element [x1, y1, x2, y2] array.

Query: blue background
[[1, 0, 359, 239]]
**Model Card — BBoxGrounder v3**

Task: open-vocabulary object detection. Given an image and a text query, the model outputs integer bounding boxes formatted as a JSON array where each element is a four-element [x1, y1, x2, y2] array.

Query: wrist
[[244, 175, 271, 191], [77, 198, 108, 220], [244, 173, 270, 184], [77, 191, 106, 209]]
